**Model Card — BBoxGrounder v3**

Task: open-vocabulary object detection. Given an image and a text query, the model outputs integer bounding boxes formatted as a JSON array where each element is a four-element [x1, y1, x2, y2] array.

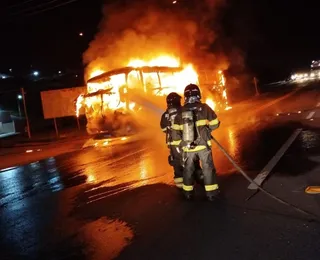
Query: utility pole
[[17, 97, 22, 117], [253, 77, 260, 96], [21, 88, 31, 138]]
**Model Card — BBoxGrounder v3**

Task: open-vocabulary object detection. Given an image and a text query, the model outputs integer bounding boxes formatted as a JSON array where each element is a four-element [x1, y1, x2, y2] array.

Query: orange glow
[[128, 55, 180, 68], [227, 127, 237, 158], [87, 174, 96, 183], [206, 98, 216, 111], [76, 94, 84, 117], [90, 69, 104, 79], [76, 55, 199, 116], [129, 102, 136, 110], [222, 89, 227, 99], [76, 55, 230, 128]]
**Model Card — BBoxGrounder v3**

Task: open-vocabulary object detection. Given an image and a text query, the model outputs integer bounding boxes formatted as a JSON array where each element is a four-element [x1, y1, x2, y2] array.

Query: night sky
[[1, 0, 319, 82]]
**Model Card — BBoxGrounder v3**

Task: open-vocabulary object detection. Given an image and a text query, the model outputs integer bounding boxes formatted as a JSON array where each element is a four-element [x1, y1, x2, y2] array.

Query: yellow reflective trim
[[207, 140, 212, 146], [174, 177, 183, 183], [176, 183, 183, 188], [183, 184, 194, 191], [182, 145, 207, 152], [205, 184, 219, 191], [172, 124, 183, 130], [161, 128, 167, 132], [196, 119, 207, 126], [169, 140, 181, 146], [209, 118, 219, 126]]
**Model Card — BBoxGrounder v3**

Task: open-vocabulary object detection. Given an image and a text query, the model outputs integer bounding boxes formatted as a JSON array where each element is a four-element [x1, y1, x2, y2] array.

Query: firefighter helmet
[[166, 92, 182, 108], [184, 84, 201, 103]]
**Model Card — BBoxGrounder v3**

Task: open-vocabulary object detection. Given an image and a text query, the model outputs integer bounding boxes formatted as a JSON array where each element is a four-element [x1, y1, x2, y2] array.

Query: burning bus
[[76, 56, 230, 135]]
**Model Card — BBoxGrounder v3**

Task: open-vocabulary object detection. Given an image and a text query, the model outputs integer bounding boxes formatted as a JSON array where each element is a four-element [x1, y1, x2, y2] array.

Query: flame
[[90, 69, 105, 79], [129, 102, 136, 110], [76, 94, 84, 117], [222, 89, 227, 99], [76, 55, 198, 116], [87, 174, 96, 183], [76, 55, 230, 128], [205, 98, 216, 111], [128, 55, 180, 68]]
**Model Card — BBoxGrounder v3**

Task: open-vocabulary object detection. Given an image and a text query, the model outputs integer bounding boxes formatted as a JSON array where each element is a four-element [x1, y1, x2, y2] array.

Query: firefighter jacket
[[160, 108, 182, 147], [172, 102, 220, 152]]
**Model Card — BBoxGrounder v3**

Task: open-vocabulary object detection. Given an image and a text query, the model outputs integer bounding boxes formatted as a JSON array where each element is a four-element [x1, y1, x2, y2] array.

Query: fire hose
[[131, 95, 319, 221], [211, 136, 319, 222]]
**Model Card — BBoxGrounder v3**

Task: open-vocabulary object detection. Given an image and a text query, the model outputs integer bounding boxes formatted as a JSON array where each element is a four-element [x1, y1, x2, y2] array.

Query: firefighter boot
[[184, 190, 194, 201], [206, 189, 220, 202]]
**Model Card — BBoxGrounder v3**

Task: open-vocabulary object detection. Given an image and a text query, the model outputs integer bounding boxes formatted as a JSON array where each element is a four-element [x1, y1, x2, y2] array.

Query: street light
[[17, 94, 22, 117], [33, 71, 39, 76]]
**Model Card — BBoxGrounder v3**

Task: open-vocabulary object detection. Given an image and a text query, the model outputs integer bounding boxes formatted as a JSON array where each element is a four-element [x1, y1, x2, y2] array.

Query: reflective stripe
[[209, 118, 219, 126], [170, 140, 182, 146], [205, 184, 219, 191], [182, 141, 211, 152], [196, 119, 207, 126], [173, 119, 218, 129], [183, 145, 206, 152], [172, 124, 183, 130], [176, 183, 183, 188], [174, 177, 183, 184], [161, 128, 167, 132], [183, 184, 194, 191]]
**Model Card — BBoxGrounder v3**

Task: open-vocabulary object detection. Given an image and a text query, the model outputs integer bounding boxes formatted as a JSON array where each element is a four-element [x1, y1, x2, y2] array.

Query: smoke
[[83, 0, 229, 80]]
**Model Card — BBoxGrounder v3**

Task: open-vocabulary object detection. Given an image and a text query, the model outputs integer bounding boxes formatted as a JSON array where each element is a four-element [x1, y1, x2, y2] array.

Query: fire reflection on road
[[82, 144, 172, 204], [80, 217, 134, 260]]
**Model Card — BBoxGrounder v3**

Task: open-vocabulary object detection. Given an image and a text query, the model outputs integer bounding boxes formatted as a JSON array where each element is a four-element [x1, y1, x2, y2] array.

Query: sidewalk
[[0, 137, 88, 170], [0, 132, 19, 139], [0, 129, 90, 170]]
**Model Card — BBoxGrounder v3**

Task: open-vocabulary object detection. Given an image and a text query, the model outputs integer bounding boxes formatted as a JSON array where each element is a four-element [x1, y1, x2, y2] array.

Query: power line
[[9, 0, 63, 16], [2, 0, 81, 24], [24, 0, 79, 17], [6, 0, 36, 9]]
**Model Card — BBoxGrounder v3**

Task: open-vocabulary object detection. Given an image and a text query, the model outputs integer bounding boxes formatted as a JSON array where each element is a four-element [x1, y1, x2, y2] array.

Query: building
[[0, 110, 16, 137]]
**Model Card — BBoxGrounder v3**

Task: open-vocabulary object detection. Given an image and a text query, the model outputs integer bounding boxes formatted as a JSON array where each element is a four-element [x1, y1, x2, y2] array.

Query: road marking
[[317, 102, 320, 107], [306, 111, 315, 120], [248, 128, 303, 190]]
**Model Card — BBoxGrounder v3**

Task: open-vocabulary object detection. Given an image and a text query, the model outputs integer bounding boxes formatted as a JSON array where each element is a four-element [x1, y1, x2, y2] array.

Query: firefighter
[[172, 84, 220, 201], [160, 92, 203, 189]]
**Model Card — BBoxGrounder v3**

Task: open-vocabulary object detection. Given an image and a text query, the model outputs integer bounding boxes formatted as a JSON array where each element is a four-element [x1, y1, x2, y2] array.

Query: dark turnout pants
[[170, 146, 203, 188], [183, 148, 219, 196], [170, 146, 184, 188]]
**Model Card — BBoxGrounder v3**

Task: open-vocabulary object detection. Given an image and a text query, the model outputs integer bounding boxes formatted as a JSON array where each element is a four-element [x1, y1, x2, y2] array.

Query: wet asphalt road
[[2, 85, 320, 259]]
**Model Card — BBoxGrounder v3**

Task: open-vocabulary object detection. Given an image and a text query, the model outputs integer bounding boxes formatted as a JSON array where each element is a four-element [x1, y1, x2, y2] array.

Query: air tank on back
[[181, 110, 194, 147]]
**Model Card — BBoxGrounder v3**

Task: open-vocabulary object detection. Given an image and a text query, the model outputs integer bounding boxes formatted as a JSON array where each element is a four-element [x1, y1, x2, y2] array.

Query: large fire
[[76, 55, 230, 125], [128, 56, 180, 68], [77, 56, 198, 115]]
